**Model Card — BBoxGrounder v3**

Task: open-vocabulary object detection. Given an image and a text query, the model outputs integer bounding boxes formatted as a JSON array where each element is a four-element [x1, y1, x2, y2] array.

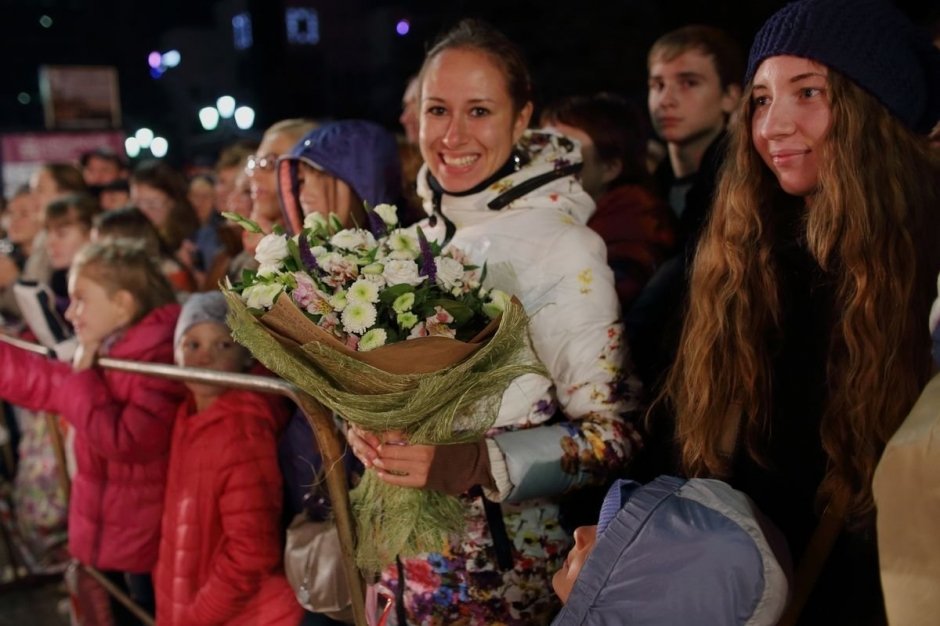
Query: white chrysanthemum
[[359, 328, 388, 352], [397, 311, 418, 329], [341, 301, 377, 334], [392, 292, 415, 314], [373, 204, 399, 226], [309, 244, 327, 259], [254, 233, 290, 267], [329, 290, 348, 312], [346, 278, 380, 304], [330, 228, 376, 251], [243, 282, 284, 310], [435, 256, 465, 290], [383, 259, 424, 287]]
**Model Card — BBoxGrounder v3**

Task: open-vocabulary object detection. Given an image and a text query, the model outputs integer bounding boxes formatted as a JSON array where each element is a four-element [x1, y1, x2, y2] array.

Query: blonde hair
[[262, 118, 318, 145], [70, 238, 177, 324], [664, 70, 940, 523]]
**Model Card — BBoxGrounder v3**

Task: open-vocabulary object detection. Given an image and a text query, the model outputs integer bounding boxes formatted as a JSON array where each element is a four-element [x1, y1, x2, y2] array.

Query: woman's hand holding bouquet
[[222, 204, 545, 573]]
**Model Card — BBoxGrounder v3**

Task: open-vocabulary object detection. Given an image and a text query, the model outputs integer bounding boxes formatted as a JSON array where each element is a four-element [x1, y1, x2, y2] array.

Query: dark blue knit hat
[[746, 0, 940, 133]]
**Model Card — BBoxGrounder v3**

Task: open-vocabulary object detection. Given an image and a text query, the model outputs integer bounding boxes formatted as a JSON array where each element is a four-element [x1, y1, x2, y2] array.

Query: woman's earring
[[512, 153, 522, 172]]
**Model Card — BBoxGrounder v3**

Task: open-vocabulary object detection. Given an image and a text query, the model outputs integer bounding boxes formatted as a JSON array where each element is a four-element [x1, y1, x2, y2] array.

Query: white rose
[[243, 282, 284, 310], [303, 212, 329, 232], [383, 259, 425, 287], [373, 204, 399, 226], [254, 233, 290, 267], [483, 289, 512, 319], [257, 263, 280, 277], [435, 256, 465, 290], [387, 229, 420, 258], [330, 228, 376, 251]]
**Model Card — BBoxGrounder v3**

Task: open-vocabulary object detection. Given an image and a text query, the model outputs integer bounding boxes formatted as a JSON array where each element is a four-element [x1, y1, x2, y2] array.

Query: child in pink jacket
[[0, 239, 185, 623]]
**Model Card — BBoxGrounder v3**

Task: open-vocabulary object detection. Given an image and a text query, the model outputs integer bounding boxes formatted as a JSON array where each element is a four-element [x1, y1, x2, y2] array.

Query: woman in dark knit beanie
[[661, 0, 940, 623]]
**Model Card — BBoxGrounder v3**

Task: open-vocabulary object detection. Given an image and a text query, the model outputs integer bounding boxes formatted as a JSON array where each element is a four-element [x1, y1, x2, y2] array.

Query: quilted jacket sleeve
[[57, 368, 183, 463], [486, 224, 644, 503], [0, 340, 71, 413], [180, 417, 286, 624]]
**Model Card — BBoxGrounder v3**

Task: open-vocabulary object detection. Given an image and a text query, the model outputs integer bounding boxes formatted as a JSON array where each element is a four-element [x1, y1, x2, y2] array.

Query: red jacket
[[0, 304, 184, 572], [154, 389, 301, 626], [588, 184, 677, 310]]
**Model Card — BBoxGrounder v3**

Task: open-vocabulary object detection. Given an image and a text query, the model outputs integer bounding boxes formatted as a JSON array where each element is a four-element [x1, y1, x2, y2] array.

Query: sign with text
[[39, 65, 122, 130]]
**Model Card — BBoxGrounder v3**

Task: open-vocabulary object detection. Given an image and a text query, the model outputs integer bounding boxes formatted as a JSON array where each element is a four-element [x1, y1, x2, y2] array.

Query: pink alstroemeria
[[318, 312, 340, 336], [407, 322, 429, 339], [292, 273, 333, 315], [425, 306, 456, 339]]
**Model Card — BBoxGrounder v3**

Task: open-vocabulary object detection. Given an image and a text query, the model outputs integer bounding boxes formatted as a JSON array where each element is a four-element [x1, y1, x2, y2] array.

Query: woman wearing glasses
[[245, 119, 318, 237]]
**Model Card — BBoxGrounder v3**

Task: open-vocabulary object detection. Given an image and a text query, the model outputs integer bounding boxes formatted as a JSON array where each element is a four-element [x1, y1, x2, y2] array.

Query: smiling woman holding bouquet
[[346, 19, 642, 625]]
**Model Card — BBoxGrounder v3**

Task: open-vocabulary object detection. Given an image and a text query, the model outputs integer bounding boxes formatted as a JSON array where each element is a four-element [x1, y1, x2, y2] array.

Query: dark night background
[[0, 0, 937, 168]]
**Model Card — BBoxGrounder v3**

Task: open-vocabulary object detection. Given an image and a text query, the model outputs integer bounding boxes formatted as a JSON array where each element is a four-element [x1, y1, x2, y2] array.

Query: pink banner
[[1, 131, 125, 198]]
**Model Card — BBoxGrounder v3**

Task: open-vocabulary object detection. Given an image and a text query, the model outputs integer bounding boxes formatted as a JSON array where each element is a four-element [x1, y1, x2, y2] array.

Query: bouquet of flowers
[[222, 205, 546, 574], [229, 204, 510, 353]]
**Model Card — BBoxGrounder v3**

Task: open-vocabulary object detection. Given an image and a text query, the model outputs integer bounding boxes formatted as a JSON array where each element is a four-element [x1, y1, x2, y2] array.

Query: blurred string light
[[162, 50, 181, 68], [135, 128, 154, 149], [216, 96, 236, 118], [17, 92, 30, 105], [286, 8, 319, 45], [125, 137, 141, 158], [148, 49, 182, 79], [150, 137, 169, 158], [234, 106, 255, 130], [39, 15, 53, 28], [396, 19, 410, 36], [199, 107, 220, 131], [232, 12, 253, 50], [125, 129, 168, 159], [198, 97, 254, 131]]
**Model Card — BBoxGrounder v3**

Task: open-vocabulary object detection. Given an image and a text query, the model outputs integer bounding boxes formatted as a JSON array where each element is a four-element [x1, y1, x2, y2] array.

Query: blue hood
[[553, 476, 791, 626], [277, 120, 402, 234]]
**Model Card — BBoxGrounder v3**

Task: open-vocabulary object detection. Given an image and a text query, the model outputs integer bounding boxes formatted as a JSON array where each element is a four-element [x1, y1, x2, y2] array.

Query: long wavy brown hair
[[664, 70, 940, 523]]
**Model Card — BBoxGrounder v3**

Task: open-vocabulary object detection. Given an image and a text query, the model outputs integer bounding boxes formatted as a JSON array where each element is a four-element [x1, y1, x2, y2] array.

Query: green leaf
[[287, 237, 303, 270], [272, 224, 285, 236], [425, 298, 474, 326], [379, 283, 415, 304], [329, 214, 344, 233], [221, 212, 264, 234]]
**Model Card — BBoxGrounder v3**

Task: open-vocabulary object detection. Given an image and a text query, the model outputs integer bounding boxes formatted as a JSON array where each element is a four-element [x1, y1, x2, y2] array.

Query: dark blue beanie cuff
[[746, 0, 940, 133]]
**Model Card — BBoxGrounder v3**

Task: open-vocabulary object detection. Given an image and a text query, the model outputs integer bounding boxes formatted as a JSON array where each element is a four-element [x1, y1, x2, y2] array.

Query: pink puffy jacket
[[0, 304, 185, 572]]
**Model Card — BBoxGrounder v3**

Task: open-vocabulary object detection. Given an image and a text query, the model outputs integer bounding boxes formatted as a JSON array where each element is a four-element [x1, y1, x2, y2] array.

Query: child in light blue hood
[[552, 476, 791, 626]]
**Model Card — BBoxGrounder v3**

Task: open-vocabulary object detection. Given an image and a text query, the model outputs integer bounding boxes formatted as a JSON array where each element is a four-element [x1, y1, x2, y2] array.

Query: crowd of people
[[0, 0, 938, 624]]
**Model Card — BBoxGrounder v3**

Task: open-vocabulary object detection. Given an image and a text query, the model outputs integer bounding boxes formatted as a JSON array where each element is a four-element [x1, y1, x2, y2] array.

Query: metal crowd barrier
[[0, 333, 368, 626]]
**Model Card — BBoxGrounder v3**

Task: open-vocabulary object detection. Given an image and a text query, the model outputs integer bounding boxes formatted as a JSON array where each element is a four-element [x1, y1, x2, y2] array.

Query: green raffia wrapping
[[223, 289, 547, 574]]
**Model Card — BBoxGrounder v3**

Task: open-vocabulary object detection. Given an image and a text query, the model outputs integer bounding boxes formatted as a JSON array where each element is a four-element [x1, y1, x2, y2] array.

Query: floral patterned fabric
[[10, 406, 68, 571], [376, 130, 643, 624]]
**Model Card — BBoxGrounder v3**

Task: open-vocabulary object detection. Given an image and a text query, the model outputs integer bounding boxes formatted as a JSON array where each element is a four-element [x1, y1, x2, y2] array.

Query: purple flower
[[416, 227, 437, 282], [298, 234, 320, 272], [366, 209, 387, 238]]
